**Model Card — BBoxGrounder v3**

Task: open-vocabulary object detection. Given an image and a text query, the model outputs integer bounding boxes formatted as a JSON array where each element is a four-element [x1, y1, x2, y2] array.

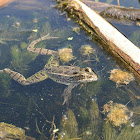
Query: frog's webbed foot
[[62, 83, 79, 105]]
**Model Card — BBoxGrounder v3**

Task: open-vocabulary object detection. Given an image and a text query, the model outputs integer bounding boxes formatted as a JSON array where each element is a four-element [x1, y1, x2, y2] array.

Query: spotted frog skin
[[0, 34, 98, 104]]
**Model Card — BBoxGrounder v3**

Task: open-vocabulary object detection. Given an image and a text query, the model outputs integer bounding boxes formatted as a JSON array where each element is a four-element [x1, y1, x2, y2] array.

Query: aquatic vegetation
[[109, 69, 134, 87], [103, 101, 129, 126], [79, 107, 89, 123], [80, 44, 95, 56], [82, 100, 101, 139], [0, 122, 35, 139], [11, 45, 20, 60], [74, 99, 101, 140], [0, 73, 11, 96], [58, 47, 75, 63], [116, 124, 140, 140], [103, 121, 118, 140], [59, 109, 79, 139], [10, 43, 38, 73], [131, 106, 140, 125], [72, 26, 80, 34], [40, 22, 51, 36], [20, 42, 28, 50], [79, 44, 99, 62], [103, 120, 140, 140], [51, 27, 73, 42], [33, 18, 38, 23]]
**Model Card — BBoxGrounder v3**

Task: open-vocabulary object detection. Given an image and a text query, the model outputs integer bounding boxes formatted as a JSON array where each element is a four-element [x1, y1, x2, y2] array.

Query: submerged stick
[[56, 0, 140, 80]]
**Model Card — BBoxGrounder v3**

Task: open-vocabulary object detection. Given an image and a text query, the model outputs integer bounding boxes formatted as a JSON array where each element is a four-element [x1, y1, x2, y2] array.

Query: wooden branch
[[56, 0, 140, 80], [82, 0, 140, 24]]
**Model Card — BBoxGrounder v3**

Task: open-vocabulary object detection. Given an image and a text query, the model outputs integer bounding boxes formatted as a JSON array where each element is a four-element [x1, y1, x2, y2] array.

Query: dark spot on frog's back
[[73, 72, 78, 74]]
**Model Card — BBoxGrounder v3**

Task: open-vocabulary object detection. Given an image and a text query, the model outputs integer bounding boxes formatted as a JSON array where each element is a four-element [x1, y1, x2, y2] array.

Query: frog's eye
[[85, 67, 91, 72]]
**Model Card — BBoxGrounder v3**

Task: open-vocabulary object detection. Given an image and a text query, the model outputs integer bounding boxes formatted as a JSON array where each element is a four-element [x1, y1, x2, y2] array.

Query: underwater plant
[[103, 101, 129, 127], [72, 26, 80, 34], [58, 109, 79, 139], [80, 44, 95, 56], [0, 122, 35, 140], [10, 43, 38, 73], [109, 69, 135, 87], [58, 47, 75, 63]]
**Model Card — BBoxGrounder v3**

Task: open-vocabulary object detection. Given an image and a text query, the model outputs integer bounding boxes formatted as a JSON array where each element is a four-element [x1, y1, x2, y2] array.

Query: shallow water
[[0, 0, 140, 139]]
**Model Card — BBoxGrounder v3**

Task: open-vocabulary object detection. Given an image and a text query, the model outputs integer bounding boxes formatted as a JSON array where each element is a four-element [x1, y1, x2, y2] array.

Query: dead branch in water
[[55, 0, 140, 80]]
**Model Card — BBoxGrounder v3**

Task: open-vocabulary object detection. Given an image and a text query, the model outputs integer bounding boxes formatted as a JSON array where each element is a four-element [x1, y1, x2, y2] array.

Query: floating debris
[[15, 22, 21, 27], [19, 29, 38, 33], [33, 18, 38, 23], [72, 26, 80, 34], [109, 69, 135, 87], [103, 101, 129, 126], [80, 44, 95, 56], [67, 18, 71, 21], [32, 29, 38, 32], [58, 47, 75, 63], [53, 128, 59, 133], [67, 37, 73, 40]]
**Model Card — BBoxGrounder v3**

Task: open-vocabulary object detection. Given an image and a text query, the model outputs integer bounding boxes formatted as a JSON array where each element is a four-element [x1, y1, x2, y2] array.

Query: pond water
[[0, 0, 140, 139]]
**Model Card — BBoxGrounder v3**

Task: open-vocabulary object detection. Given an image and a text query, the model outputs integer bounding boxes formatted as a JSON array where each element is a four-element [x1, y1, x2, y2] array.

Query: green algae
[[11, 45, 20, 60], [0, 73, 11, 97], [0, 122, 35, 140], [81, 100, 101, 140], [131, 106, 140, 125], [40, 22, 52, 36], [79, 107, 89, 125], [59, 109, 79, 140], [103, 122, 118, 140], [10, 43, 38, 73], [20, 42, 28, 50], [116, 125, 140, 140]]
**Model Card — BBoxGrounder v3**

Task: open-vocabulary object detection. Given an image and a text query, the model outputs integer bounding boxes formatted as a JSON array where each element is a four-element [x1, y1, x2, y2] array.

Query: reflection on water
[[0, 0, 140, 139]]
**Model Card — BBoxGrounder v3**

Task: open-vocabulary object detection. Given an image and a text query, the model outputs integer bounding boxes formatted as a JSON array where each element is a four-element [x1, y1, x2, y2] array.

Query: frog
[[0, 34, 98, 104]]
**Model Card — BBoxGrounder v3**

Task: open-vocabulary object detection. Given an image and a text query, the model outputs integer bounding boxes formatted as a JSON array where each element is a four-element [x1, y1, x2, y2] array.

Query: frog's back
[[44, 65, 98, 85]]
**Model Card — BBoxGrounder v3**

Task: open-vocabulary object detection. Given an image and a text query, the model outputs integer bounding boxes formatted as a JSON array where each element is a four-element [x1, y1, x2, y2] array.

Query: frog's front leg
[[62, 83, 79, 105], [0, 68, 48, 85]]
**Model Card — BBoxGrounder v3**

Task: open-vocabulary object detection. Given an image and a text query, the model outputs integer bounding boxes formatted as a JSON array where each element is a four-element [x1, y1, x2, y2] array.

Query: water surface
[[0, 0, 140, 139]]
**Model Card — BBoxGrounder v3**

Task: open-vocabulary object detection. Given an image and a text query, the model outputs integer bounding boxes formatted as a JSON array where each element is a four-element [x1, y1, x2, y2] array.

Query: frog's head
[[79, 67, 98, 83]]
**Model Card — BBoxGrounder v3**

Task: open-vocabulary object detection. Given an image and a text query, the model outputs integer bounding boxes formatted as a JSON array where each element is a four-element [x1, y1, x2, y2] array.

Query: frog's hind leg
[[45, 54, 59, 68], [0, 68, 48, 85], [27, 34, 58, 55]]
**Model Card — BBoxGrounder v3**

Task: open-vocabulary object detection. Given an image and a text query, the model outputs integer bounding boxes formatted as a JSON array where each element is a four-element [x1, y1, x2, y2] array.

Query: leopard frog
[[0, 34, 98, 104]]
